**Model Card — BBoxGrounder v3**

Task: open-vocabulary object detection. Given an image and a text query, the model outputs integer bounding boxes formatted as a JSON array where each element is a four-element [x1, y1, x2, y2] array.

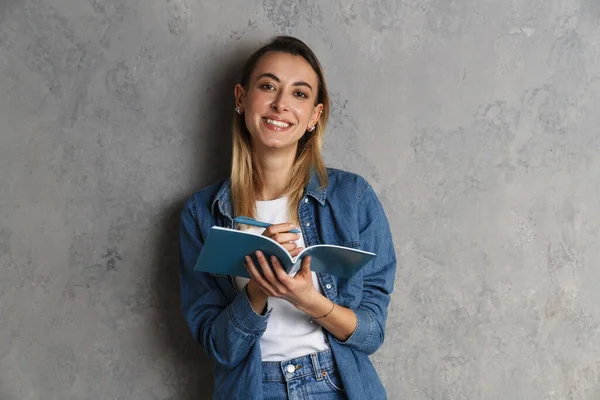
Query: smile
[[263, 117, 292, 129]]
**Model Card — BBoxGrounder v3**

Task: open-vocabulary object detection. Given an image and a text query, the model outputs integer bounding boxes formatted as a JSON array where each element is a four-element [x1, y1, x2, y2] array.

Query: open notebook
[[194, 226, 376, 279]]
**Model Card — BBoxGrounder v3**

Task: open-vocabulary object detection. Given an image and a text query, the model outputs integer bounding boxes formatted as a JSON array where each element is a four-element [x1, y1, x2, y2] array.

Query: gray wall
[[1, 0, 599, 399]]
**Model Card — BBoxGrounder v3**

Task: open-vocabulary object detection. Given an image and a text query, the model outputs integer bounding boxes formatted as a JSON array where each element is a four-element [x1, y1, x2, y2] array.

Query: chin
[[252, 133, 300, 151], [254, 138, 296, 152], [263, 142, 293, 150]]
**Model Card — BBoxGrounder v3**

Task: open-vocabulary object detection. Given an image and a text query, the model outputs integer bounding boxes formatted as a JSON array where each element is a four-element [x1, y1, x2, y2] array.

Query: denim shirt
[[179, 168, 397, 400]]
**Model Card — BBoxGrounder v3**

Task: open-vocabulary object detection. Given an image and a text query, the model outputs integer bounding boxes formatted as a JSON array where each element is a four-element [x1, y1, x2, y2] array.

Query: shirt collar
[[211, 169, 327, 219], [305, 169, 327, 205]]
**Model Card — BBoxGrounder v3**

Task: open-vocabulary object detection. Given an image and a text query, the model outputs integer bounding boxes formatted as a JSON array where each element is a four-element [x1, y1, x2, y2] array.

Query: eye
[[260, 83, 275, 91], [294, 91, 308, 99]]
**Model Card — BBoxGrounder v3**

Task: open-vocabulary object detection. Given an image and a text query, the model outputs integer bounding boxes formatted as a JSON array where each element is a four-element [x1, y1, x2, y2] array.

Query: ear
[[309, 103, 324, 127], [234, 84, 245, 110]]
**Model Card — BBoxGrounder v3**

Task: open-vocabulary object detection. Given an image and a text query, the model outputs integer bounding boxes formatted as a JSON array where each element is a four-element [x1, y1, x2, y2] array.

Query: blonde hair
[[231, 36, 330, 221]]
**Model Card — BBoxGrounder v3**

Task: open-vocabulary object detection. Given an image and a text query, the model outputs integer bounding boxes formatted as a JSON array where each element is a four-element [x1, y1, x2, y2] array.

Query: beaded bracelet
[[312, 301, 335, 320]]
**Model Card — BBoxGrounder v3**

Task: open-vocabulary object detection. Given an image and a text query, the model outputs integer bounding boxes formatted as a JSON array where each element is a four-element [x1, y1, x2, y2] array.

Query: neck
[[253, 146, 296, 201]]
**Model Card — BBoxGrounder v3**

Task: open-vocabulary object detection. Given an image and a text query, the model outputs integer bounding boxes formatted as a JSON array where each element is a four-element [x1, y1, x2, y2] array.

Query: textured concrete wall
[[1, 0, 600, 399]]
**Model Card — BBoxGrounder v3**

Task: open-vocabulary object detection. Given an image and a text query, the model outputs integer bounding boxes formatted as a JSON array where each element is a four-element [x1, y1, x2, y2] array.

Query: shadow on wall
[[150, 41, 255, 399]]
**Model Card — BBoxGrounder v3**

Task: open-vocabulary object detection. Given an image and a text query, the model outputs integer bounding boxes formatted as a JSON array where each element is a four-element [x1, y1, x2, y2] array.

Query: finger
[[245, 255, 276, 295], [298, 256, 312, 277], [269, 232, 300, 244], [244, 255, 267, 284], [270, 255, 293, 287], [289, 247, 303, 257], [255, 251, 286, 294], [263, 223, 298, 237], [280, 242, 298, 252]]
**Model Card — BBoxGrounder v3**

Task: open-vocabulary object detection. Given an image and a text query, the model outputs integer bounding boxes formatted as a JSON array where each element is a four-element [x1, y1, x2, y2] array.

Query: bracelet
[[312, 301, 335, 320]]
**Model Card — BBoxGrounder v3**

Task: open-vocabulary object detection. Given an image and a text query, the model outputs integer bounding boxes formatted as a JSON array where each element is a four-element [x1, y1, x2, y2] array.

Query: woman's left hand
[[244, 251, 318, 309]]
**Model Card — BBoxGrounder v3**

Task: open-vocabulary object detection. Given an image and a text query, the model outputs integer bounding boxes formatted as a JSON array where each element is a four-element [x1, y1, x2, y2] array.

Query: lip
[[261, 115, 294, 131], [262, 115, 294, 125]]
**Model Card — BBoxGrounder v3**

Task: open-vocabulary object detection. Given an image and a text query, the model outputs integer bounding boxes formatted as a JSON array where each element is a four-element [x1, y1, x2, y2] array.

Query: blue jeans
[[262, 349, 347, 400]]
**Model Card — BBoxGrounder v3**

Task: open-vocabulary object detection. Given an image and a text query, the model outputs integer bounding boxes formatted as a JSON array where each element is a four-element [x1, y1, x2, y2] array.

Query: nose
[[271, 93, 289, 112]]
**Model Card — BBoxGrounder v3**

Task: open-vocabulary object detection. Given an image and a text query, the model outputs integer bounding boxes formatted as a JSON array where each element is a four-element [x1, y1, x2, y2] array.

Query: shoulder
[[182, 179, 228, 216], [325, 167, 372, 201]]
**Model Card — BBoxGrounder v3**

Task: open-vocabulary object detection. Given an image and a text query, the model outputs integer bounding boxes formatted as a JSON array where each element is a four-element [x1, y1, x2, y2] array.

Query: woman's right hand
[[262, 222, 303, 256]]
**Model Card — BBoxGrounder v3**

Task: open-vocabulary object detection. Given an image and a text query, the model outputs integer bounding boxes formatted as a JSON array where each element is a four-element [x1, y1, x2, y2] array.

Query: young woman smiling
[[179, 36, 396, 400]]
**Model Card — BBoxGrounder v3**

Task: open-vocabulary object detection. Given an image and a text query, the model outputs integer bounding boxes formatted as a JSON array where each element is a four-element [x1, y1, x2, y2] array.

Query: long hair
[[231, 36, 330, 221]]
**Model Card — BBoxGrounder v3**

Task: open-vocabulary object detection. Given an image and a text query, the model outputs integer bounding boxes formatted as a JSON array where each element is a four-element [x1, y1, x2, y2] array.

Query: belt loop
[[311, 352, 322, 381]]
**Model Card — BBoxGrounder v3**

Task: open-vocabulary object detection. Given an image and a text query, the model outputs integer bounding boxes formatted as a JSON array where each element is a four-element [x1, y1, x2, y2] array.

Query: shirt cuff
[[333, 307, 373, 349], [228, 284, 271, 335]]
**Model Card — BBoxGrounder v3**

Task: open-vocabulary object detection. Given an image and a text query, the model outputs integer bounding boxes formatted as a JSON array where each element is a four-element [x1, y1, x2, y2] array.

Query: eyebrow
[[257, 73, 313, 92]]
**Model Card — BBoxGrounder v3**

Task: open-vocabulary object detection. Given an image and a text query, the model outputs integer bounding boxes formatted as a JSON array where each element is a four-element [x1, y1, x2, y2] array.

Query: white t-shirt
[[234, 196, 330, 361]]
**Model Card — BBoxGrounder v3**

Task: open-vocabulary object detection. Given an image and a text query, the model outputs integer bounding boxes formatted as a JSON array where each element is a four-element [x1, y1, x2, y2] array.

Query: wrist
[[246, 280, 267, 301], [297, 291, 332, 318], [245, 281, 268, 314]]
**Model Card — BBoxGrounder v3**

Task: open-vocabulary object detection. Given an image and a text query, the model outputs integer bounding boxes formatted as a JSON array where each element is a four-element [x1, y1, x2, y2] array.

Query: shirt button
[[286, 364, 296, 374], [304, 198, 309, 203], [305, 222, 310, 227], [325, 284, 332, 289]]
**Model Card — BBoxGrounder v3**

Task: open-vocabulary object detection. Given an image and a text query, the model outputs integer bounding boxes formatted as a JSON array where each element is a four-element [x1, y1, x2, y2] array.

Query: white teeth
[[265, 118, 290, 128]]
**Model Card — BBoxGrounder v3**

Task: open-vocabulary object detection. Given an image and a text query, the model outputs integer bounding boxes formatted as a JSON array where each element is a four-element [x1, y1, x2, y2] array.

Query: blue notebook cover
[[194, 226, 376, 280]]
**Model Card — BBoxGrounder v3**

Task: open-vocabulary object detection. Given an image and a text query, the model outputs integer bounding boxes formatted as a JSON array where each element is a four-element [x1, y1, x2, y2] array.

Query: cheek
[[294, 105, 313, 121], [246, 91, 270, 110]]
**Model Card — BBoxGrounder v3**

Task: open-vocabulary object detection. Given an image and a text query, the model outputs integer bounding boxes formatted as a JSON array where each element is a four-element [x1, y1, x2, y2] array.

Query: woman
[[179, 36, 396, 399]]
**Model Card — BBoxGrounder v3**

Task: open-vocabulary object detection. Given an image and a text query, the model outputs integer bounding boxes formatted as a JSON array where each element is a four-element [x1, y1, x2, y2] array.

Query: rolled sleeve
[[228, 285, 271, 334], [333, 307, 375, 350], [180, 196, 269, 368], [334, 182, 396, 355]]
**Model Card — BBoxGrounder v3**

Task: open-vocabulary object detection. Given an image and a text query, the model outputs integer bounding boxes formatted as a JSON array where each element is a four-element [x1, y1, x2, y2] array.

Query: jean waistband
[[262, 349, 336, 383]]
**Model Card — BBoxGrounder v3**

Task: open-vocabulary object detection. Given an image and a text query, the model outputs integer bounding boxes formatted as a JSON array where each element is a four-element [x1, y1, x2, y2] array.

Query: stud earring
[[307, 125, 315, 132], [235, 106, 243, 114]]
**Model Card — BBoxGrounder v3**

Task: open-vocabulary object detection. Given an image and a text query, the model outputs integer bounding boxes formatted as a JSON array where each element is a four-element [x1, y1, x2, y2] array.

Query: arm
[[243, 183, 396, 353], [243, 250, 360, 341], [331, 183, 396, 355], [179, 197, 271, 368], [298, 292, 358, 342]]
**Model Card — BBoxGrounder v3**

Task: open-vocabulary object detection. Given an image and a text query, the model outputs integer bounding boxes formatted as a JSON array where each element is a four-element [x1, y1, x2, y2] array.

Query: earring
[[307, 125, 315, 132], [235, 106, 243, 114]]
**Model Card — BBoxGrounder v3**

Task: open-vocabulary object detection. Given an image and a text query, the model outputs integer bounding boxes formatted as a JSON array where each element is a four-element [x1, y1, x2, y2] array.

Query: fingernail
[[245, 256, 250, 262], [255, 250, 262, 258]]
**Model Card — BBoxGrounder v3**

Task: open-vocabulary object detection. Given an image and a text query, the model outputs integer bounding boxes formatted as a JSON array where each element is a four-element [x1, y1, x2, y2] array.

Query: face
[[235, 52, 323, 154]]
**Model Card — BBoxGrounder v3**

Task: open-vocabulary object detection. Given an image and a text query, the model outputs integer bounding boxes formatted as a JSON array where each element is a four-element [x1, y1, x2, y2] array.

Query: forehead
[[251, 52, 319, 87]]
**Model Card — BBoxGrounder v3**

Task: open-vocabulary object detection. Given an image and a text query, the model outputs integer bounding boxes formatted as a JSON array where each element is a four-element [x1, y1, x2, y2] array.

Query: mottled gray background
[[1, 0, 600, 399]]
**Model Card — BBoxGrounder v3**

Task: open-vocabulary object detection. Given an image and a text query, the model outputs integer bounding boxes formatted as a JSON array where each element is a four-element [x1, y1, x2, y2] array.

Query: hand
[[262, 222, 303, 257], [244, 251, 318, 310]]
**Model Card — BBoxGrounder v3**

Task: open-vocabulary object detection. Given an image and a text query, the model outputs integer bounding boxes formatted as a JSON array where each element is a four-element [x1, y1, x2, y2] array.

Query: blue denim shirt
[[179, 168, 396, 399]]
